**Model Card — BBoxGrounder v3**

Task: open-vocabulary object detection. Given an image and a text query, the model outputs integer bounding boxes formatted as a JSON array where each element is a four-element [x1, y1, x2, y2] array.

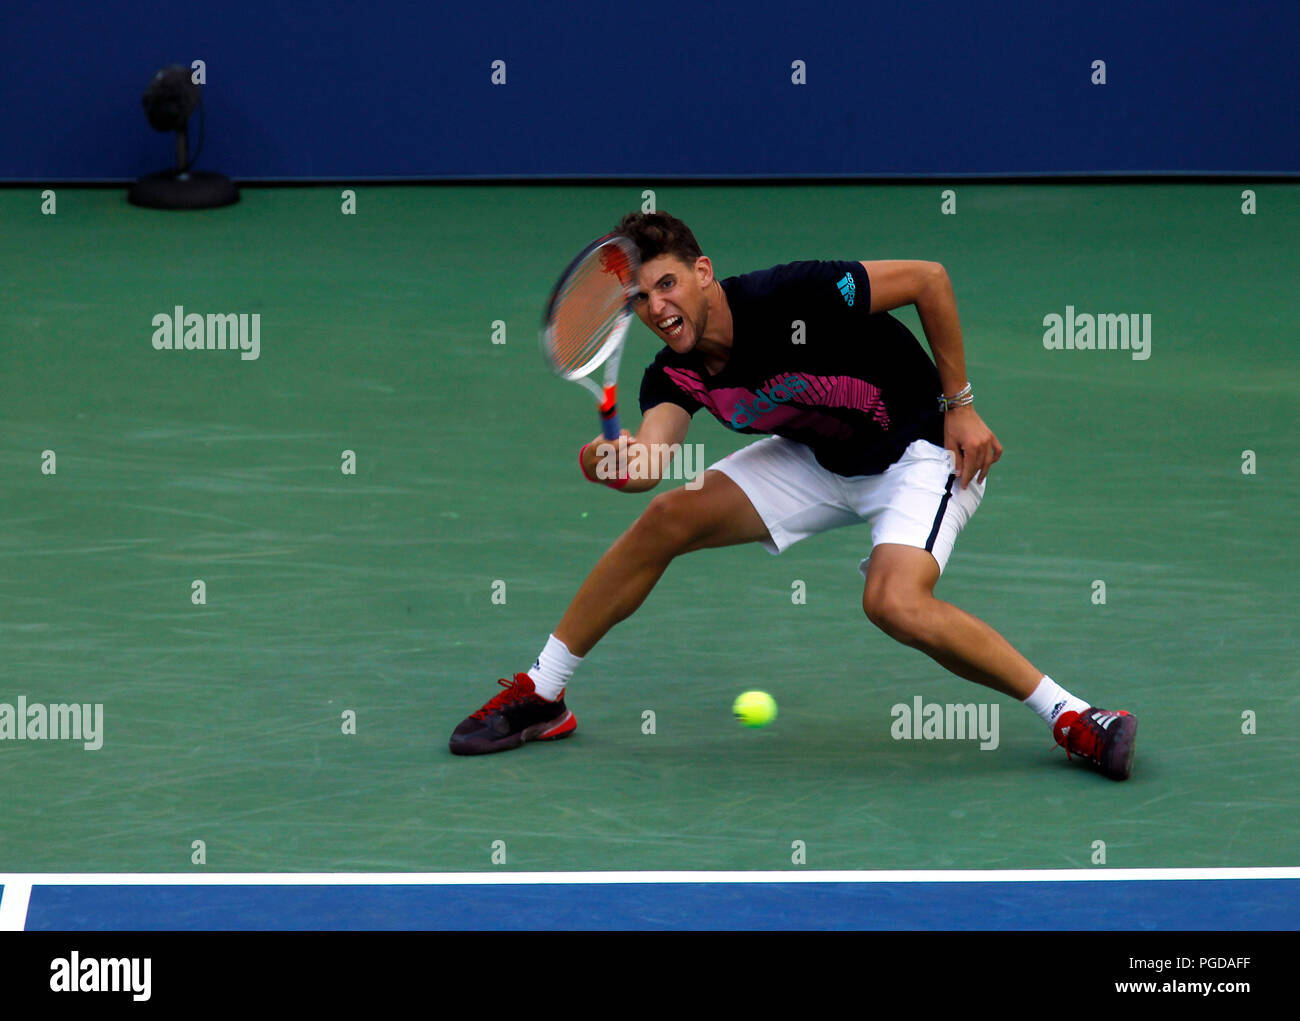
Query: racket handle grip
[[600, 407, 621, 440]]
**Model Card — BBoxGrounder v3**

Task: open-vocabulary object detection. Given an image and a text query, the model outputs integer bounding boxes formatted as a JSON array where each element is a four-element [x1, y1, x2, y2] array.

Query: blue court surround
[[5, 875, 1297, 931]]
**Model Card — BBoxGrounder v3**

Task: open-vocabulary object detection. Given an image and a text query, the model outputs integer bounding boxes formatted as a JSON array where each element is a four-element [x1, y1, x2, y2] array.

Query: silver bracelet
[[938, 382, 973, 412]]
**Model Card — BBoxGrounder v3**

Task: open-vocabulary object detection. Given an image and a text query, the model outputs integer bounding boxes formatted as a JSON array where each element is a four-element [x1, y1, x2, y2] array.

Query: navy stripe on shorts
[[924, 473, 957, 553]]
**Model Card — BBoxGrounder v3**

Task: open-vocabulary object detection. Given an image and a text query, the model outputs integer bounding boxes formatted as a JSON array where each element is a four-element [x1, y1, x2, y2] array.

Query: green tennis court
[[2, 183, 1296, 874]]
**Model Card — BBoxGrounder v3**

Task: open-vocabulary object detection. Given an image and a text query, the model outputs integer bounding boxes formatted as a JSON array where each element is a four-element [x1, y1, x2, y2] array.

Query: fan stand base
[[128, 170, 239, 210]]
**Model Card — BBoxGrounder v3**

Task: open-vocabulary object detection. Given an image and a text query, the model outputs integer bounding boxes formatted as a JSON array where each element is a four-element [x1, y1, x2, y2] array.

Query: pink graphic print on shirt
[[661, 368, 891, 434]]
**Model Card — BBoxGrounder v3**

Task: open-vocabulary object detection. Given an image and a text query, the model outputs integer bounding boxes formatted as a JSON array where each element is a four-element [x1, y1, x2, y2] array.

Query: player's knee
[[634, 489, 702, 556], [863, 584, 929, 647]]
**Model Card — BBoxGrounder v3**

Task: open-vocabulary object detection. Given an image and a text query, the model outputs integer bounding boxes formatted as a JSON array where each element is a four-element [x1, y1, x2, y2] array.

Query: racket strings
[[548, 258, 629, 373]]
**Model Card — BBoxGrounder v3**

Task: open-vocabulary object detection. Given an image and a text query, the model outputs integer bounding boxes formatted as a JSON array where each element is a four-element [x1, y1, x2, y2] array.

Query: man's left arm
[[861, 260, 1003, 488]]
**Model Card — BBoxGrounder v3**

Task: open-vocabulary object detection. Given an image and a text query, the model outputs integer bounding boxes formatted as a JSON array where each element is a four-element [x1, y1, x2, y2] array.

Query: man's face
[[633, 254, 711, 354]]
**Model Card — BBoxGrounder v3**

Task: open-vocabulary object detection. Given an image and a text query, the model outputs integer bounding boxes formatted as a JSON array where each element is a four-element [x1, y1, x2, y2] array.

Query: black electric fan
[[127, 65, 238, 209]]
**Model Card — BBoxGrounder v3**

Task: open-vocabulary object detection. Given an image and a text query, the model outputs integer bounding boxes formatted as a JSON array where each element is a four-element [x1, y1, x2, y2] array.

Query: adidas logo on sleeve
[[835, 272, 856, 306]]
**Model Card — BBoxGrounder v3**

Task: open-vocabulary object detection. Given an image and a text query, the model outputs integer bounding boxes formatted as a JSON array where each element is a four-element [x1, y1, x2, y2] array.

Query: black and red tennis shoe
[[1053, 707, 1137, 780], [449, 673, 576, 755], [449, 681, 1136, 777]]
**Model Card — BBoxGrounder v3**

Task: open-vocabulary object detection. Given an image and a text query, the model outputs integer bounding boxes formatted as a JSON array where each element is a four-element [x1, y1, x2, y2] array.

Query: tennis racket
[[540, 232, 640, 440]]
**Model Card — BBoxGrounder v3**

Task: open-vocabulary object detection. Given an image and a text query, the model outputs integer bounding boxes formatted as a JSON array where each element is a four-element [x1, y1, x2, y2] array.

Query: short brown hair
[[613, 211, 703, 267]]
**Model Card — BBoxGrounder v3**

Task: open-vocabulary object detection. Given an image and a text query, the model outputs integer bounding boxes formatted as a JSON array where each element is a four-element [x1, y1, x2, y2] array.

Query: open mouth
[[657, 315, 685, 339]]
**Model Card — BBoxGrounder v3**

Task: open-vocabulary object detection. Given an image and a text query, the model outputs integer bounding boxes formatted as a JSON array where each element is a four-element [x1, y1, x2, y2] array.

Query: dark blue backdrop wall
[[2, 0, 1297, 181]]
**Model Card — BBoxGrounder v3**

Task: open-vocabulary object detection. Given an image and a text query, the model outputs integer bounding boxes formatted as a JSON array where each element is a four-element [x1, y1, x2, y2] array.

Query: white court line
[[0, 868, 1296, 887], [0, 882, 32, 931]]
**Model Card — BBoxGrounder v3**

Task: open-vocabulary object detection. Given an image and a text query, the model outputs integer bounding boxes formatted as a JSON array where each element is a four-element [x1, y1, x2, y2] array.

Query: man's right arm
[[579, 401, 692, 493]]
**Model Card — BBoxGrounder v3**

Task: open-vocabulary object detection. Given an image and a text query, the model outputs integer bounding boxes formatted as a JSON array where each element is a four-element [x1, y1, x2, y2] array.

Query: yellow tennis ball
[[733, 690, 777, 727]]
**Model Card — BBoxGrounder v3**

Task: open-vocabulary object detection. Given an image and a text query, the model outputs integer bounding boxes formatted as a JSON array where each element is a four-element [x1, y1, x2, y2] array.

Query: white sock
[[528, 634, 581, 700], [1023, 675, 1090, 729]]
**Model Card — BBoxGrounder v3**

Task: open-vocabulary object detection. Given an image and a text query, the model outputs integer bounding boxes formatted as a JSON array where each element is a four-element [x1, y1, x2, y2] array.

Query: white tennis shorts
[[709, 436, 984, 575]]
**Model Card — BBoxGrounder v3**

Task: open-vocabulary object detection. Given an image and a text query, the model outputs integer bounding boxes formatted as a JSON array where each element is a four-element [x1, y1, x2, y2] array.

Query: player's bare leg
[[861, 543, 1043, 699], [449, 470, 768, 755], [861, 542, 1138, 778], [555, 470, 770, 657]]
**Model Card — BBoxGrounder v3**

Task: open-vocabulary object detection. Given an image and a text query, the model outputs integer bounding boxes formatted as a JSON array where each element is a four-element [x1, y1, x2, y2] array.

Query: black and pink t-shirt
[[638, 260, 945, 477]]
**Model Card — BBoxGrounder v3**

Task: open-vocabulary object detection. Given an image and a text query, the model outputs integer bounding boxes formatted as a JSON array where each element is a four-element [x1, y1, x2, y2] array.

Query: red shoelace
[[1059, 709, 1128, 763], [469, 676, 532, 721]]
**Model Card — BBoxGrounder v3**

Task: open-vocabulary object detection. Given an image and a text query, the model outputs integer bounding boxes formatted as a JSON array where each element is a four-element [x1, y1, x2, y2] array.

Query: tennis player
[[450, 212, 1138, 779]]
